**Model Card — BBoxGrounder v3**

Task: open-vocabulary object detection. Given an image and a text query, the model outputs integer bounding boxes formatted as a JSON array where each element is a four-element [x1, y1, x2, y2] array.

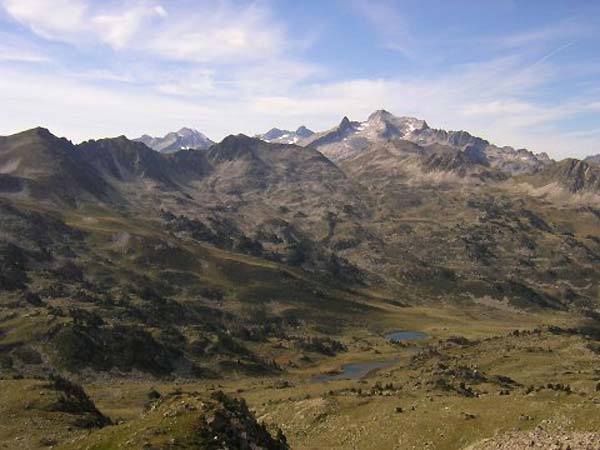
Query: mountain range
[[2, 109, 600, 449], [295, 110, 553, 176], [2, 111, 600, 305]]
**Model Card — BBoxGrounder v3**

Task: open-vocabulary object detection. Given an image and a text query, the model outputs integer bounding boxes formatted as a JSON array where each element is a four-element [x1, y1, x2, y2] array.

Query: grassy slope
[[55, 303, 595, 450], [1, 191, 600, 448]]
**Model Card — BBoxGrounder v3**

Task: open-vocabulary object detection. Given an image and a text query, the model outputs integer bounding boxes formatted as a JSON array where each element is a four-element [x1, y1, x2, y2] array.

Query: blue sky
[[0, 0, 599, 158]]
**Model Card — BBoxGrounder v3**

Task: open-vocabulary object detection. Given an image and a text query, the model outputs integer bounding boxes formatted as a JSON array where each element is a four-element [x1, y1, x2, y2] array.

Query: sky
[[0, 0, 599, 158]]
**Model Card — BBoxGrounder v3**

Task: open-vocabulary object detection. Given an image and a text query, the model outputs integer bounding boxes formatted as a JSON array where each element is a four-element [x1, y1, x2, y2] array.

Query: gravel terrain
[[469, 426, 600, 450]]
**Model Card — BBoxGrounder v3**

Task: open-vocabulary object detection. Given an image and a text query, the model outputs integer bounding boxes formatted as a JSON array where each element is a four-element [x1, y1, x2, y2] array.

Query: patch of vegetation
[[45, 374, 111, 428], [294, 336, 347, 356], [49, 322, 179, 376]]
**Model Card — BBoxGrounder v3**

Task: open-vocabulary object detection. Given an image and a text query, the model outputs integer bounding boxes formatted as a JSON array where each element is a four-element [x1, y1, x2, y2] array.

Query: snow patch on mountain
[[135, 127, 214, 153], [299, 110, 552, 175], [257, 126, 315, 145]]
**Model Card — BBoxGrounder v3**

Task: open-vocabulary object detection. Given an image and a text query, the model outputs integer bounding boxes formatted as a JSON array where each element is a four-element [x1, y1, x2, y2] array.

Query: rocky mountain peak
[[257, 125, 314, 144], [367, 109, 394, 122], [8, 127, 70, 147], [261, 128, 286, 141], [295, 125, 314, 138], [134, 127, 214, 153], [176, 127, 198, 136], [338, 116, 353, 131]]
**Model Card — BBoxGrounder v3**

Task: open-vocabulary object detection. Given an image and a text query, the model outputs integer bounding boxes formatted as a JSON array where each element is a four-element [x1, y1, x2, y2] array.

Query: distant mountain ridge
[[135, 127, 214, 153], [585, 154, 600, 166], [297, 110, 553, 176], [256, 125, 314, 144]]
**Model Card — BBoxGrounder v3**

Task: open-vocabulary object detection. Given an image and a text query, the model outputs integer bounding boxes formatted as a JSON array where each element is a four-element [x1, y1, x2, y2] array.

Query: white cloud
[[0, 65, 214, 142], [1, 0, 289, 63], [1, 0, 88, 42], [139, 2, 287, 63], [1, 47, 599, 159], [1, 0, 162, 48], [92, 4, 164, 49]]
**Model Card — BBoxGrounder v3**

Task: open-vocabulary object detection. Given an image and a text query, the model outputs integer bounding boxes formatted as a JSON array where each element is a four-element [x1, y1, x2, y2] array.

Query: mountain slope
[[0, 128, 112, 203], [79, 136, 211, 187], [520, 158, 600, 195]]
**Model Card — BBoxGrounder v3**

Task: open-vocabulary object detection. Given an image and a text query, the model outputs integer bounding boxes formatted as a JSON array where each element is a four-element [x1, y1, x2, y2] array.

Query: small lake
[[313, 330, 427, 383], [313, 359, 398, 383], [385, 330, 427, 342]]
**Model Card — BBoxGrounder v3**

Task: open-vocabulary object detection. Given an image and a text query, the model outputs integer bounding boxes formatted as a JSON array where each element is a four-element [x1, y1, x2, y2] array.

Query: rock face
[[524, 158, 600, 194], [199, 391, 289, 450], [79, 136, 211, 188], [299, 110, 552, 175], [135, 127, 214, 153], [257, 125, 315, 144]]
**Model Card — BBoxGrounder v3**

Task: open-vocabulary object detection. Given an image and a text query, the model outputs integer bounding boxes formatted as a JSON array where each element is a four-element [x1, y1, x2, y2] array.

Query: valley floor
[[4, 304, 600, 450]]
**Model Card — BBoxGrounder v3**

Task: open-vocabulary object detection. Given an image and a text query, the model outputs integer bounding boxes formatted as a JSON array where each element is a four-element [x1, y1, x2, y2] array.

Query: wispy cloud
[[528, 41, 575, 69], [1, 0, 164, 48], [0, 43, 50, 62], [0, 32, 52, 63], [140, 2, 287, 63], [1, 0, 290, 63], [499, 20, 593, 48], [346, 0, 411, 54]]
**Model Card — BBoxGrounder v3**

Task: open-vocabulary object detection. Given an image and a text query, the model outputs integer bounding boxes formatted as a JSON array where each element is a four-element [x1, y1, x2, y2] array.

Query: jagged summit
[[261, 128, 287, 141], [298, 109, 551, 175], [298, 110, 432, 162], [257, 125, 315, 144], [295, 125, 314, 138], [367, 109, 393, 121], [134, 127, 214, 153], [338, 116, 353, 131]]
